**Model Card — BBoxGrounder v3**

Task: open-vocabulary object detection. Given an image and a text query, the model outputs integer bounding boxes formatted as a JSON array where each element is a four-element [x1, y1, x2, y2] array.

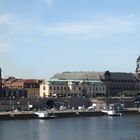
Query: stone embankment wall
[[0, 97, 91, 111], [0, 97, 136, 111]]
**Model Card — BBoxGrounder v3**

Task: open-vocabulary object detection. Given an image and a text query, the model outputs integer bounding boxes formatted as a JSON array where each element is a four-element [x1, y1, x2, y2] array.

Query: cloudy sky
[[0, 0, 140, 79]]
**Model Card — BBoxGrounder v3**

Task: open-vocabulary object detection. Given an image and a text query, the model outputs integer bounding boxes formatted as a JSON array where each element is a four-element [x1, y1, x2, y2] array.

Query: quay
[[0, 112, 36, 119], [0, 108, 140, 120], [0, 110, 105, 120]]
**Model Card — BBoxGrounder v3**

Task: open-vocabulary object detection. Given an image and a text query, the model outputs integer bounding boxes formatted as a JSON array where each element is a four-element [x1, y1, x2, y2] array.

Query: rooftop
[[50, 71, 136, 81]]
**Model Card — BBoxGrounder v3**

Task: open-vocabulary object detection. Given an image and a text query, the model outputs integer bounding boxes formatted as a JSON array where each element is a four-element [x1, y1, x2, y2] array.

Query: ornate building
[[40, 80, 106, 98], [40, 56, 140, 98]]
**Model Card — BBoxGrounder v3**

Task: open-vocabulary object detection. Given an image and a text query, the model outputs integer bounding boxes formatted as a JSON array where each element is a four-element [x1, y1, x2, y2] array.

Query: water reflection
[[0, 116, 140, 140]]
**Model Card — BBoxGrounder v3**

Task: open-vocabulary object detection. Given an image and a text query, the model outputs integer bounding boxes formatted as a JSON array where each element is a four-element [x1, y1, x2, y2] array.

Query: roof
[[11, 79, 24, 83], [3, 78, 18, 84], [2, 78, 42, 85], [50, 71, 137, 81], [110, 73, 136, 80], [24, 79, 39, 83], [50, 71, 104, 80]]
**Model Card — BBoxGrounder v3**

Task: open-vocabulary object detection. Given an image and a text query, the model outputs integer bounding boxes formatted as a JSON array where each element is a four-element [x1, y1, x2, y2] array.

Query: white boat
[[34, 111, 57, 119], [101, 109, 122, 116], [34, 111, 49, 119]]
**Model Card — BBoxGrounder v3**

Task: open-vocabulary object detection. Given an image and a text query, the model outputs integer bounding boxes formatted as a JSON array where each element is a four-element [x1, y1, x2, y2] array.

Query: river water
[[0, 115, 140, 140]]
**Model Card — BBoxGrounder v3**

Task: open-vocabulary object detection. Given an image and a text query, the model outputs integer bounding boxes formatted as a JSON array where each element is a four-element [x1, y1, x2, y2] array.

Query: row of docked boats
[[34, 103, 123, 119]]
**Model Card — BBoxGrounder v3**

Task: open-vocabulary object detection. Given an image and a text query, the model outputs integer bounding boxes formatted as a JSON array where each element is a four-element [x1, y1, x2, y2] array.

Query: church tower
[[136, 56, 140, 74]]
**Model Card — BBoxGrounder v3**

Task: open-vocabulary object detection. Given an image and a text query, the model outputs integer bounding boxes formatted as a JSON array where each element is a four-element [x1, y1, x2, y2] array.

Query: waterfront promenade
[[0, 108, 139, 120]]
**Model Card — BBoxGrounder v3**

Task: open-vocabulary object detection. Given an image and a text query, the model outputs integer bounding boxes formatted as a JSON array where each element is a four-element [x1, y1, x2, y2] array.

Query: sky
[[0, 0, 140, 79]]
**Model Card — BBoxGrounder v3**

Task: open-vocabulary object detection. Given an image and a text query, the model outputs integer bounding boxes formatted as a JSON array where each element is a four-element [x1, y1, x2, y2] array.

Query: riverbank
[[0, 108, 140, 120]]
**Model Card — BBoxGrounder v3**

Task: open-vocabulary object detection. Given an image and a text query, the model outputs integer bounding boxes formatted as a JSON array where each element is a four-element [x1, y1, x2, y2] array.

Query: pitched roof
[[110, 72, 136, 80], [50, 71, 104, 80], [50, 71, 136, 81]]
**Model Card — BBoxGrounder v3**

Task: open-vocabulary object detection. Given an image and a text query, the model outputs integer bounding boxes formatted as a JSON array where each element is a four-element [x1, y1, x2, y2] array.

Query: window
[[89, 87, 91, 91], [50, 86, 52, 90], [43, 86, 45, 90], [96, 87, 98, 91]]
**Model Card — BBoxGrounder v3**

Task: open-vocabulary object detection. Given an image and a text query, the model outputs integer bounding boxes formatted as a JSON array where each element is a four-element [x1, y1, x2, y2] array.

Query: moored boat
[[34, 111, 49, 119], [101, 109, 122, 116], [34, 111, 57, 119]]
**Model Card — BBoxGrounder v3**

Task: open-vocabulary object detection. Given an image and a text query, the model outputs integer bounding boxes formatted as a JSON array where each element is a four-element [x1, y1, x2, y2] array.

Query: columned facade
[[40, 80, 106, 98]]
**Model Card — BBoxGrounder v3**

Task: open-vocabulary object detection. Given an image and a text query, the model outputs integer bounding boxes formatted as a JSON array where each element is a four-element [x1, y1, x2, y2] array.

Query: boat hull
[[34, 112, 49, 119], [101, 109, 122, 116]]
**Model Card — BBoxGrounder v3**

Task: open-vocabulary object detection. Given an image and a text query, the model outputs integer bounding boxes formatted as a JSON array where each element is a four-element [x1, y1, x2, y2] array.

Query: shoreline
[[0, 108, 139, 120]]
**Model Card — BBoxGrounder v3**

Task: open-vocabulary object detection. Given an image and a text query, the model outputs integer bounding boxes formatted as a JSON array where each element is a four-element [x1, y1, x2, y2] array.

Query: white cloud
[[44, 0, 53, 3], [0, 13, 13, 24], [40, 15, 137, 39], [2, 13, 135, 37], [0, 13, 138, 49], [43, 0, 53, 7], [42, 23, 91, 35]]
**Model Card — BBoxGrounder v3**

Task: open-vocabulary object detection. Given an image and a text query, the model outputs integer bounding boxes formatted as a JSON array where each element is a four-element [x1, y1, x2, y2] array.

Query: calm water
[[0, 115, 140, 140]]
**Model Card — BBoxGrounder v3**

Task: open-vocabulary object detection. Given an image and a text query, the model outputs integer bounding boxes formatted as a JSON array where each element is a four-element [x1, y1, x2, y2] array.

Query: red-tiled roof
[[2, 78, 43, 84], [24, 79, 39, 83]]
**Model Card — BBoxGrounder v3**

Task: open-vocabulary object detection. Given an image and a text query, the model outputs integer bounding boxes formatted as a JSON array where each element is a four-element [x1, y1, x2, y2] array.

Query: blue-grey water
[[0, 115, 140, 140]]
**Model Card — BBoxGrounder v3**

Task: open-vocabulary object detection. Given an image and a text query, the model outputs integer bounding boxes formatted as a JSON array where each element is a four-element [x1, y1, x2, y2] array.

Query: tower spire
[[136, 56, 140, 73]]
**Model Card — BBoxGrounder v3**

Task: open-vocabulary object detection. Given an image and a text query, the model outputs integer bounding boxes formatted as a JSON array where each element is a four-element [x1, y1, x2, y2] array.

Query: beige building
[[40, 80, 106, 98], [2, 77, 42, 98]]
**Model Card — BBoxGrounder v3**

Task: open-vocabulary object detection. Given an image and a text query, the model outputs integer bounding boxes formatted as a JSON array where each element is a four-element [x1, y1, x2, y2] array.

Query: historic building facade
[[40, 56, 140, 98], [1, 77, 42, 98], [40, 80, 106, 98], [1, 56, 140, 98], [104, 71, 138, 96]]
